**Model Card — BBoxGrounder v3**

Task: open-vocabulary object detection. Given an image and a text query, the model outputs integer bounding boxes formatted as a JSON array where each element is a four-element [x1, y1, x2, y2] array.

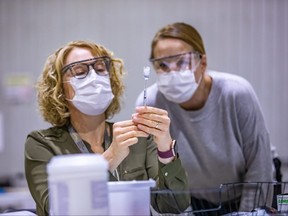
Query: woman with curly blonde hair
[[25, 40, 190, 215], [37, 40, 124, 126]]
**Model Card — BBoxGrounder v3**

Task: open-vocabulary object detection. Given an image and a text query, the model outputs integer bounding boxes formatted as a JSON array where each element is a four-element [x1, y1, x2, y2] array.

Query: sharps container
[[47, 154, 109, 216], [108, 179, 156, 215]]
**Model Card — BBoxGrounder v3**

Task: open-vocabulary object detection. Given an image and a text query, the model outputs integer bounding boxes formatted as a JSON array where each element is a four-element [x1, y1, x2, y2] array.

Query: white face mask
[[66, 69, 114, 116], [156, 63, 201, 103]]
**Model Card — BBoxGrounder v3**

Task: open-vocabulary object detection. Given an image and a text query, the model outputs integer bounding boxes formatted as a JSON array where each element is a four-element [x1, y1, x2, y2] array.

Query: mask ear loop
[[62, 76, 77, 102]]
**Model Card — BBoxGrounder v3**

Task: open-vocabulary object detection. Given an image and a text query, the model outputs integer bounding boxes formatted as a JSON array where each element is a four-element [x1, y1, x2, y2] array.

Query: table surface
[[0, 187, 35, 210]]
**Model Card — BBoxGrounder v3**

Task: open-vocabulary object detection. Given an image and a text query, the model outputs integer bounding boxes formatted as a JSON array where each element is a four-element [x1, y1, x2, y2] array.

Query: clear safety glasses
[[150, 51, 202, 73], [61, 56, 111, 79]]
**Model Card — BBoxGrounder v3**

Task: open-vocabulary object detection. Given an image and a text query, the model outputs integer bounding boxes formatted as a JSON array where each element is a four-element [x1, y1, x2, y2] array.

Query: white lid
[[108, 179, 156, 191], [47, 154, 108, 175]]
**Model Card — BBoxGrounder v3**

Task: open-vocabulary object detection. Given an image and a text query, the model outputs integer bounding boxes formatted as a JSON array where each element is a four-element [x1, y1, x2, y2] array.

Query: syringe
[[143, 66, 150, 107]]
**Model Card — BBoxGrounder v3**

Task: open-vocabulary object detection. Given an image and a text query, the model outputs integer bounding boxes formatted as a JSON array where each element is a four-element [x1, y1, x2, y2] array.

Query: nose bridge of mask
[[69, 68, 111, 96], [68, 68, 97, 88], [88, 64, 94, 71], [157, 59, 200, 84]]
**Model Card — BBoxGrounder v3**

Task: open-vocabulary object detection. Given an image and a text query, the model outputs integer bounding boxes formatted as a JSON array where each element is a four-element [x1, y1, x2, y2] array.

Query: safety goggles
[[150, 51, 201, 73], [61, 56, 111, 79]]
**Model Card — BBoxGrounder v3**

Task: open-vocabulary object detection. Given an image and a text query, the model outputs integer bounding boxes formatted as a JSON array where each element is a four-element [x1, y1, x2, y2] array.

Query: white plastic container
[[108, 179, 156, 215], [47, 154, 109, 216]]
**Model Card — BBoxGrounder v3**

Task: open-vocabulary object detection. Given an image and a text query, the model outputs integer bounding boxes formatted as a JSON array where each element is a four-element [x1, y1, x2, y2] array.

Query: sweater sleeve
[[25, 132, 54, 216], [25, 127, 79, 216], [234, 79, 273, 210]]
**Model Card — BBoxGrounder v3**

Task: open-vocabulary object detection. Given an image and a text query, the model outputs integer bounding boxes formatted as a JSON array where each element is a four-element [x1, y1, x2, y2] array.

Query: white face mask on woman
[[156, 62, 201, 104], [66, 69, 114, 115]]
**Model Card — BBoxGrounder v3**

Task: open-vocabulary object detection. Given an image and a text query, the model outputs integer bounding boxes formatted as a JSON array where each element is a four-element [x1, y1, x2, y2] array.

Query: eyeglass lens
[[68, 57, 111, 79]]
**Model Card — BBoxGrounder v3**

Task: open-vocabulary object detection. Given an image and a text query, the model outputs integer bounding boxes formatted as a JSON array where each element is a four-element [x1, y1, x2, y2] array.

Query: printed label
[[49, 182, 69, 215]]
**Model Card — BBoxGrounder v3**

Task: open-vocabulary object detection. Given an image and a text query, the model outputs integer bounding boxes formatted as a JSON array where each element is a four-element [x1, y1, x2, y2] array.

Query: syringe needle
[[143, 66, 150, 107]]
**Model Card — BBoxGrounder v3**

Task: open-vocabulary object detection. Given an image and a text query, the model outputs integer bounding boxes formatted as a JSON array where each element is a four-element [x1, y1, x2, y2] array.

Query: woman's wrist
[[157, 140, 177, 164], [157, 140, 177, 158], [158, 155, 176, 164]]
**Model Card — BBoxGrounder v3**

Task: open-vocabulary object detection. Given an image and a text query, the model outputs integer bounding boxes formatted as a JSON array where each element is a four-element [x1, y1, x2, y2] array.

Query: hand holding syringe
[[143, 66, 150, 106]]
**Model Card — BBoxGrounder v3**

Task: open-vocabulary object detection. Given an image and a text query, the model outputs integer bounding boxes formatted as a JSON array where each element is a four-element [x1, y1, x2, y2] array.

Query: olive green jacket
[[25, 123, 190, 216]]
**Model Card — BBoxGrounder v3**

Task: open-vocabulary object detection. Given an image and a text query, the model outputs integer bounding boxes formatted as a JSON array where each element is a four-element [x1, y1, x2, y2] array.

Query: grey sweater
[[136, 70, 273, 211]]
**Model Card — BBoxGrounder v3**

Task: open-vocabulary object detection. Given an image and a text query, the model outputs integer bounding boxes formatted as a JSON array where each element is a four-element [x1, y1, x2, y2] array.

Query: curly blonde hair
[[36, 40, 125, 126]]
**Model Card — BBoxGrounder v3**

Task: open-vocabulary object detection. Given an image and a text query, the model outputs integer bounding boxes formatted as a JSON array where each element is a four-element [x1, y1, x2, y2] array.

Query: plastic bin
[[108, 179, 156, 215]]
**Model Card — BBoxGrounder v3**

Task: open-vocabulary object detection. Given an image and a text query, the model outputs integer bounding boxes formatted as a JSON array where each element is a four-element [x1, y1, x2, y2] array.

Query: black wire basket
[[150, 182, 288, 216]]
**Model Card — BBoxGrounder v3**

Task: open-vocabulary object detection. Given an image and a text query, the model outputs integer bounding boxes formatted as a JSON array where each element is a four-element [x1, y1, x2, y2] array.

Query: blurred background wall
[[0, 0, 287, 180]]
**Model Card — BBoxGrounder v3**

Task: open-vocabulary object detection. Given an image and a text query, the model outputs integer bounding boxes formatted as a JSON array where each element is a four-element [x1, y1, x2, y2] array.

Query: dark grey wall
[[0, 0, 287, 177]]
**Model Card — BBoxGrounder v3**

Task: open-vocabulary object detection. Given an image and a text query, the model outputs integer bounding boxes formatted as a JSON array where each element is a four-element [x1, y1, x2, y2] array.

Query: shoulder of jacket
[[28, 126, 68, 141]]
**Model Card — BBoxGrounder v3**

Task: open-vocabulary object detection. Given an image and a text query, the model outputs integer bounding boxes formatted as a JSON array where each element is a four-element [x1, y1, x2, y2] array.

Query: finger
[[113, 123, 149, 137], [154, 122, 161, 130], [136, 106, 168, 116], [142, 121, 162, 131], [114, 127, 148, 143], [132, 113, 170, 129], [113, 120, 135, 128], [133, 117, 156, 130], [133, 113, 167, 124], [119, 137, 139, 148], [136, 123, 172, 150], [114, 124, 138, 135], [137, 123, 164, 137], [133, 106, 170, 121]]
